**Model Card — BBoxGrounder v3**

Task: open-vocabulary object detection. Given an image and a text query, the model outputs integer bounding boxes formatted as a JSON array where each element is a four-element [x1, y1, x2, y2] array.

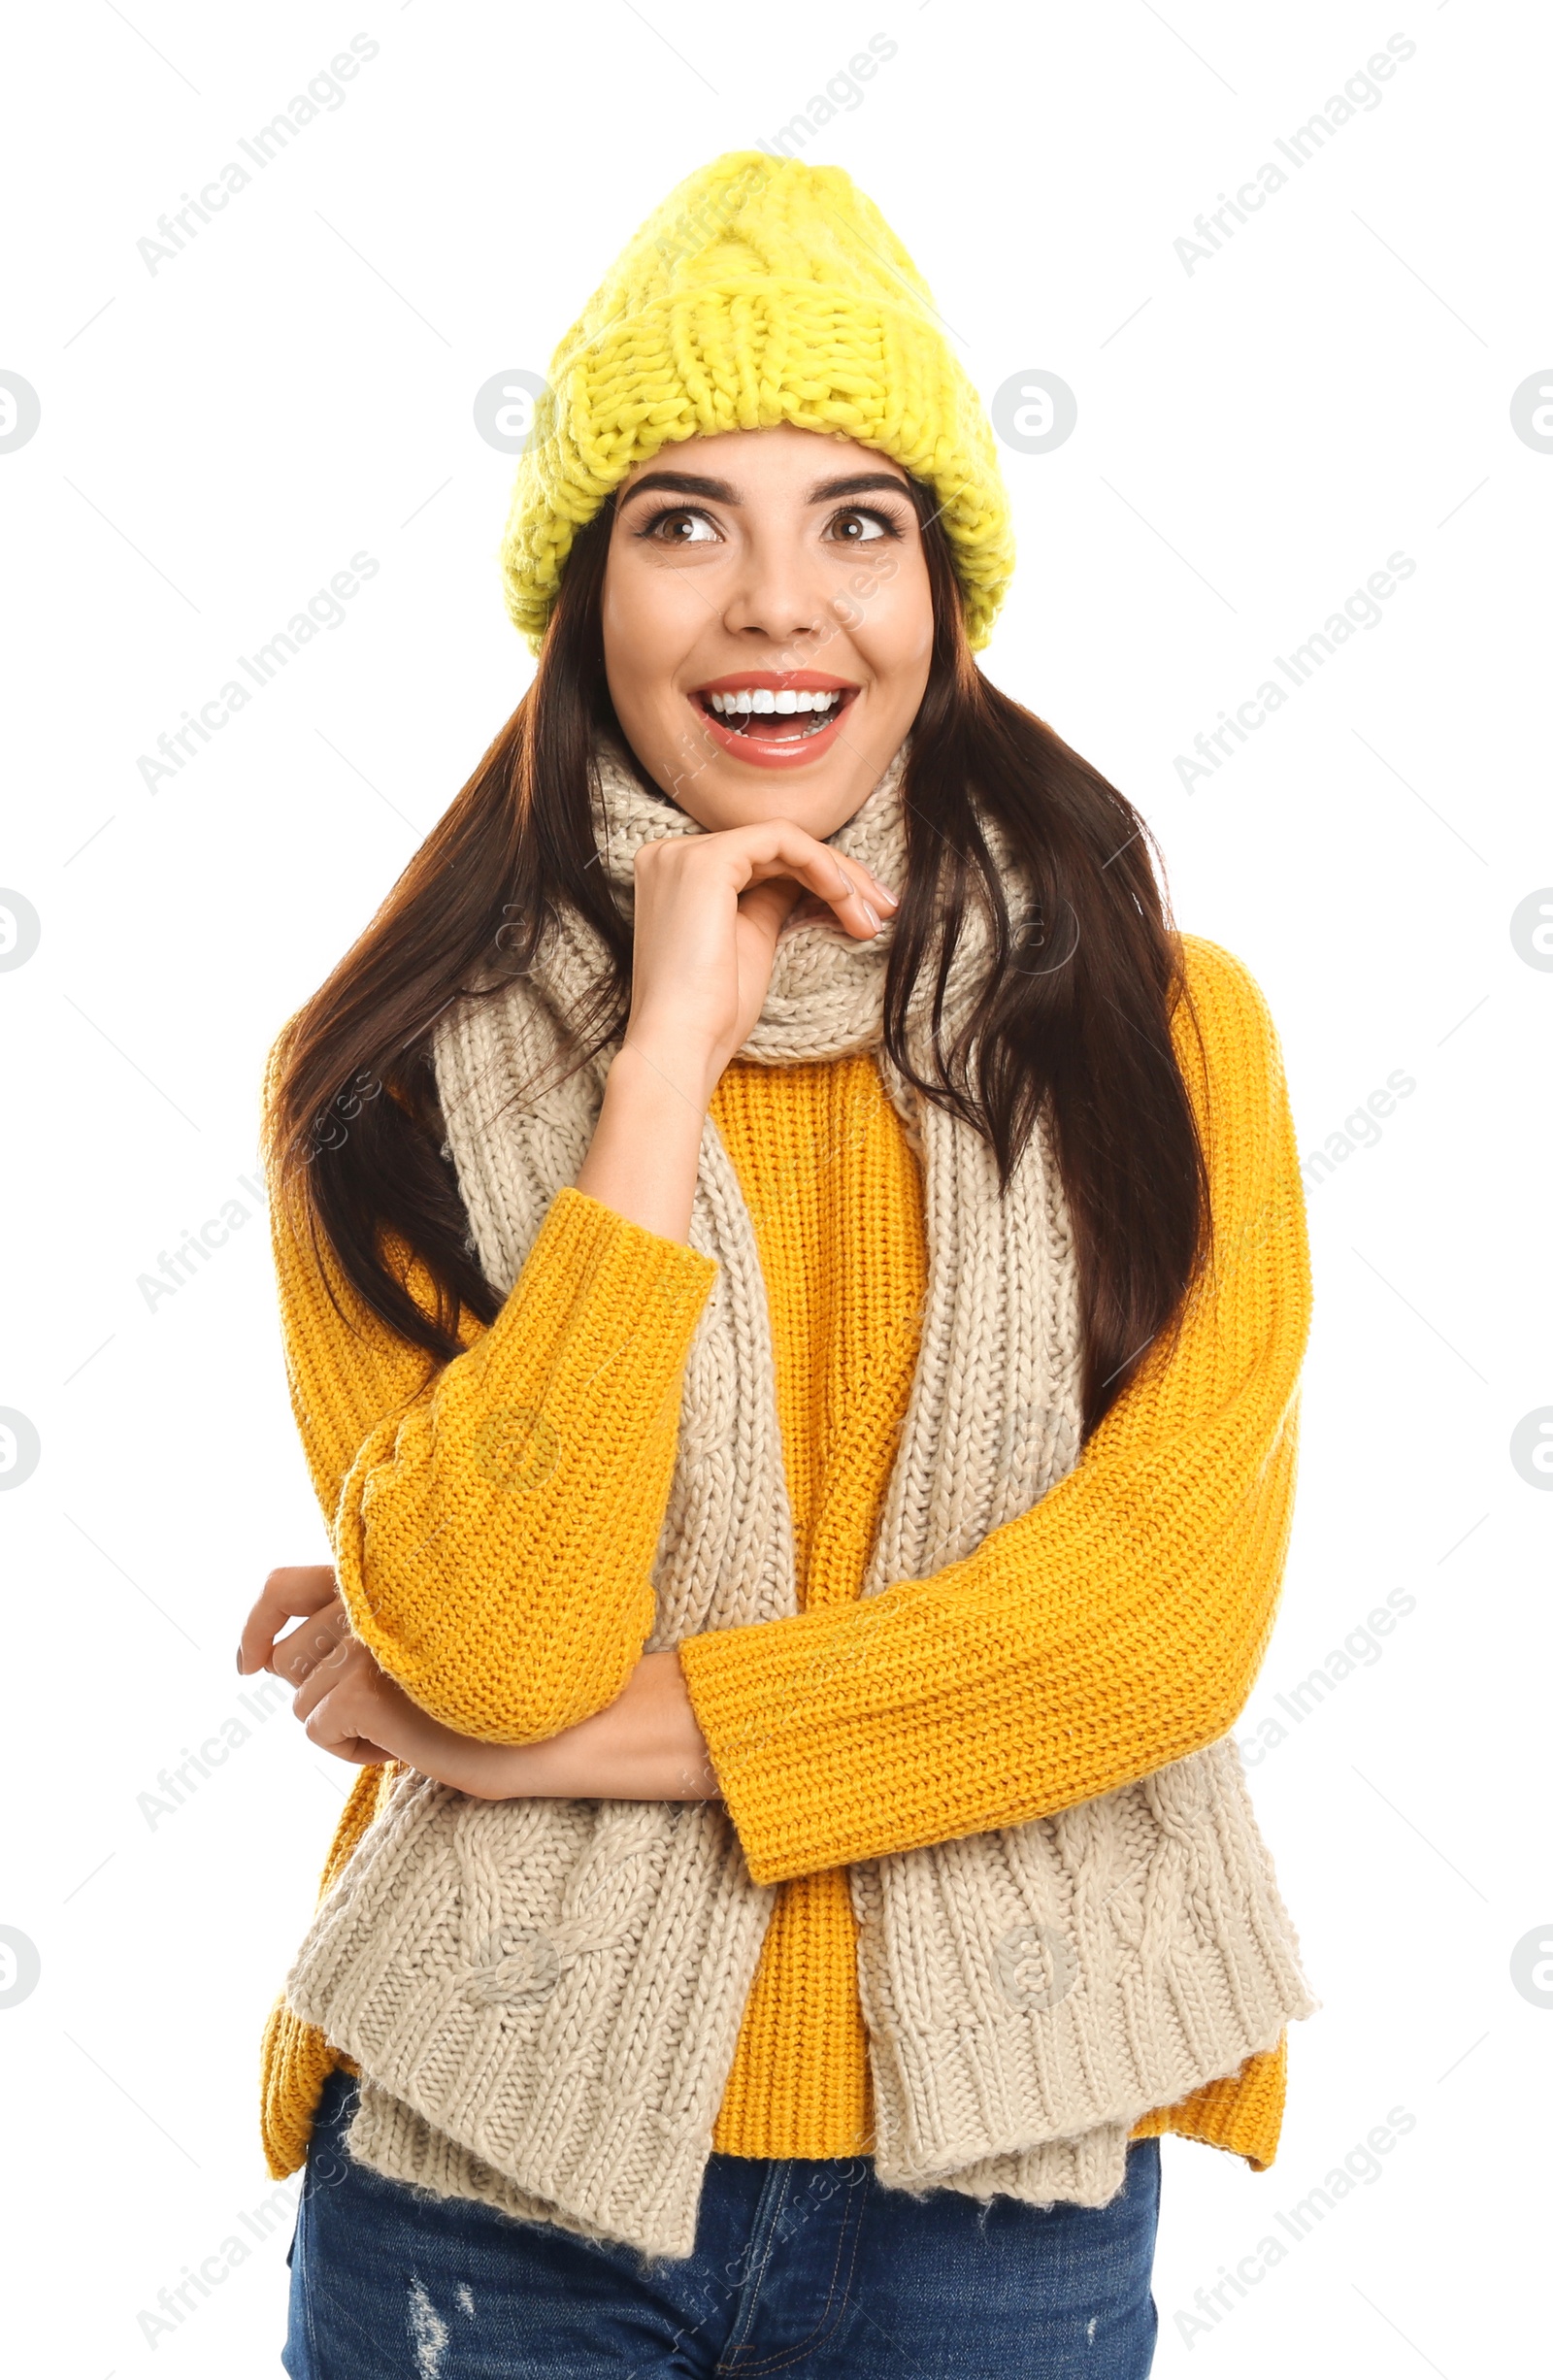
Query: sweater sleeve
[[266, 1056, 719, 1743], [677, 937, 1310, 1885]]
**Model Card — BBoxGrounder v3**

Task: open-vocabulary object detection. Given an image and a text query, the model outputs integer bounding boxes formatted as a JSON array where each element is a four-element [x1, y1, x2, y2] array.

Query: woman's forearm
[[460, 1650, 720, 1802], [574, 1036, 712, 1244]]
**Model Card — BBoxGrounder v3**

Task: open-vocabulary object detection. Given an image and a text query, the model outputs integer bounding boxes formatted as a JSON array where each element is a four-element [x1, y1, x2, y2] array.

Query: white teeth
[[706, 687, 843, 717]]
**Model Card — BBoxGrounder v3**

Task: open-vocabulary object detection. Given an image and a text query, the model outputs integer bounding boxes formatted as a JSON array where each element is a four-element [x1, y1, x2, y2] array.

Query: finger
[[302, 1658, 405, 1768], [289, 1634, 362, 1725], [789, 831, 899, 917], [303, 1685, 392, 1767], [791, 851, 889, 941], [271, 1597, 351, 1688], [736, 827, 897, 940], [239, 1565, 340, 1676], [640, 820, 898, 935], [298, 1664, 366, 1748], [838, 858, 900, 912]]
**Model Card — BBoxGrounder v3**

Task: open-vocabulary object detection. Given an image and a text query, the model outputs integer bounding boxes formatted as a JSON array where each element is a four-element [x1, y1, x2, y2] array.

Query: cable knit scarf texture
[[283, 731, 1316, 2258]]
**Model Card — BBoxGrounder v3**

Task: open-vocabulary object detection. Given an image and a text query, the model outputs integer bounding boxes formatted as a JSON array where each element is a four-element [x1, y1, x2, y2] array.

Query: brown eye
[[826, 508, 893, 545], [643, 508, 718, 545]]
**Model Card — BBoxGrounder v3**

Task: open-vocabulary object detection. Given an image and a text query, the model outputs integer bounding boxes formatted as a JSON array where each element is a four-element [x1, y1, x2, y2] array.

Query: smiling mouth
[[693, 684, 856, 741]]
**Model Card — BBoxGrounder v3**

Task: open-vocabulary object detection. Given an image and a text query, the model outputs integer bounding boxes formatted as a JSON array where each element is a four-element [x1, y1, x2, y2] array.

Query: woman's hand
[[239, 1563, 349, 1691], [576, 820, 897, 1242], [625, 817, 898, 1101], [239, 1566, 500, 1784], [239, 1565, 721, 1802]]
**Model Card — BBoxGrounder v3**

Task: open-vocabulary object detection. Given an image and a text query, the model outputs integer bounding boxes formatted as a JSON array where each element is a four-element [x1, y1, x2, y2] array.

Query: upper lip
[[693, 671, 859, 696]]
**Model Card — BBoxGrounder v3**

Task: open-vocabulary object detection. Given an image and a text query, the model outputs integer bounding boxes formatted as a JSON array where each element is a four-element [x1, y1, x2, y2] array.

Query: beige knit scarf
[[285, 730, 1315, 2259]]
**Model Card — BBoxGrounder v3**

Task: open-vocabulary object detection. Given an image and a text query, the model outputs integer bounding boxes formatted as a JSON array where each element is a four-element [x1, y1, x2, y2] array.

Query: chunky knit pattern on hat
[[281, 732, 1317, 2259], [499, 150, 1015, 653]]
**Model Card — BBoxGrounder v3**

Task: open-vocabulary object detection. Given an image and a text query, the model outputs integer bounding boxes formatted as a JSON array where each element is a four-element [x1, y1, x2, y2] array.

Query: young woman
[[244, 152, 1315, 2379]]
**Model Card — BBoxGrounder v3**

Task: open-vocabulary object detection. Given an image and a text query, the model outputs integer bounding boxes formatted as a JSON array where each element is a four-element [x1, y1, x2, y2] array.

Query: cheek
[[852, 550, 934, 683], [602, 554, 697, 712]]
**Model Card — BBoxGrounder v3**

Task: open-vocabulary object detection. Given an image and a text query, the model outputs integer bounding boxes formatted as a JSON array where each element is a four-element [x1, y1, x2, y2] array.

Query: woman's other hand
[[239, 1565, 719, 1802], [238, 1562, 347, 1688], [238, 1563, 491, 1781], [285, 1622, 495, 1783]]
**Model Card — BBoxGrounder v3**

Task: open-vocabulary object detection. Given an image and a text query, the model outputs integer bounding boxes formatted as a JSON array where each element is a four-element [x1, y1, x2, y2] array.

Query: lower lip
[[690, 694, 854, 770]]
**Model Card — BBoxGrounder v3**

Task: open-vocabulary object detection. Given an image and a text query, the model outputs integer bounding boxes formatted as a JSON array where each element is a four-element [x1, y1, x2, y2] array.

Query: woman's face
[[601, 422, 934, 841]]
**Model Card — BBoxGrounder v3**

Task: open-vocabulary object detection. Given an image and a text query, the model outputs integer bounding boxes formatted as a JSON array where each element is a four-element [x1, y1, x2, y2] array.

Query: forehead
[[615, 422, 910, 497]]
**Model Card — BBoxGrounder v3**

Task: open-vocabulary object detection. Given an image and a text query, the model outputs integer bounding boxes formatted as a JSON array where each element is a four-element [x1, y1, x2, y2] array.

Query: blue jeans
[[283, 2064, 1160, 2377]]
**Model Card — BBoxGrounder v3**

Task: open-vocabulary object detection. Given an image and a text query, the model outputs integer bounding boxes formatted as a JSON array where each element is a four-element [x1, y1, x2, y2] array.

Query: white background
[[2, 2, 1549, 2371]]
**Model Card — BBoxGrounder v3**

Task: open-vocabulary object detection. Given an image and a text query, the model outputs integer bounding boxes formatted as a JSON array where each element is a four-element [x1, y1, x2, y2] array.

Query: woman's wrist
[[617, 1021, 723, 1113]]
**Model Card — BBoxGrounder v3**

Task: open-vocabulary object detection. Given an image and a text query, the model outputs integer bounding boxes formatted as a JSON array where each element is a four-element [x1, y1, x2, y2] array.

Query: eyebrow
[[614, 468, 914, 513]]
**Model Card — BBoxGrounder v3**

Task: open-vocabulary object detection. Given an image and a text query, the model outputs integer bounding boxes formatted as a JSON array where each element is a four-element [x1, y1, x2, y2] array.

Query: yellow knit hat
[[500, 150, 1014, 655]]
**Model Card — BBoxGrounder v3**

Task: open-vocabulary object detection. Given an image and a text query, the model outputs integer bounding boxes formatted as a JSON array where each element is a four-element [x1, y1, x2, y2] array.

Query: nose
[[718, 528, 826, 653]]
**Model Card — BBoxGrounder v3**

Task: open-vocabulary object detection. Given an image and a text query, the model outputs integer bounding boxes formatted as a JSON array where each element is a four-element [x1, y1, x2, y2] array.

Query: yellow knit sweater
[[259, 933, 1305, 2180]]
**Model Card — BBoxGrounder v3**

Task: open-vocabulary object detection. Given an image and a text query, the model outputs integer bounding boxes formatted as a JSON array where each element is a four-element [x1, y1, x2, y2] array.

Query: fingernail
[[835, 868, 854, 897], [874, 882, 900, 909], [861, 902, 881, 932], [235, 1647, 244, 1673]]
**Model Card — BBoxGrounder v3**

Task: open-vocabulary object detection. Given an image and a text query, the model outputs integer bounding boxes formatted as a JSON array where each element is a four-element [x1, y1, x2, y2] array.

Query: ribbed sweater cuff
[[520, 1186, 719, 1321], [680, 1603, 909, 1882], [680, 1582, 1239, 1887]]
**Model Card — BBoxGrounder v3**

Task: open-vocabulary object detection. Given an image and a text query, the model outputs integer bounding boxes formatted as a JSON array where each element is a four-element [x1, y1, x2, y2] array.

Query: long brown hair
[[265, 480, 1211, 1440]]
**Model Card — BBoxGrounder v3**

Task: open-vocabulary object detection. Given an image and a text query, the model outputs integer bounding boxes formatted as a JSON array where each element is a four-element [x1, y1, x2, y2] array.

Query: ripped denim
[[282, 2063, 1160, 2378]]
